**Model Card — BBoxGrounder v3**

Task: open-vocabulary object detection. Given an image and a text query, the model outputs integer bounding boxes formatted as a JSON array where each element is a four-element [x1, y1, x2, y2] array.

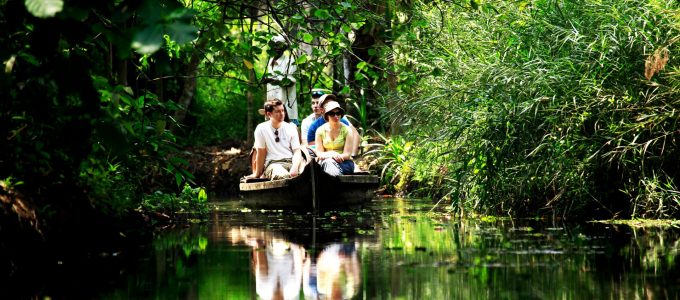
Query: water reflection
[[230, 226, 360, 299], [80, 198, 680, 299], [313, 243, 360, 299]]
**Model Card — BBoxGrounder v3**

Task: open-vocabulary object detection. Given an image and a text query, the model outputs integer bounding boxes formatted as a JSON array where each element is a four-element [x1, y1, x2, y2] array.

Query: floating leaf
[[24, 0, 63, 18]]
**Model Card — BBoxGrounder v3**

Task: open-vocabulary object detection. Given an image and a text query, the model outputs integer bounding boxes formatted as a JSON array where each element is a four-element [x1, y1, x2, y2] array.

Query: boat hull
[[239, 161, 379, 210]]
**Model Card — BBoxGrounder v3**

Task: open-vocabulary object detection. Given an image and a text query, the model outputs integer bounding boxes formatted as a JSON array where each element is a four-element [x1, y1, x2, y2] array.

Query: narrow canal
[[20, 198, 680, 299]]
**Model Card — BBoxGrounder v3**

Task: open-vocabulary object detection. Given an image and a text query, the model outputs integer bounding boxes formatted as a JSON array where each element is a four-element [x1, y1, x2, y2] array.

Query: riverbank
[[180, 141, 251, 197]]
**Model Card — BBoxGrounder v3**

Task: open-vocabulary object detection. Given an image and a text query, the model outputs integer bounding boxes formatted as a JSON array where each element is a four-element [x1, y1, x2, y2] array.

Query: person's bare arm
[[315, 133, 325, 155], [341, 129, 354, 162], [349, 126, 360, 156], [247, 147, 267, 178]]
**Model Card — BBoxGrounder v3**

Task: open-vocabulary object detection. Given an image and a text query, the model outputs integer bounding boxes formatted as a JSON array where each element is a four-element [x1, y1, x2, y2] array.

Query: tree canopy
[[2, 0, 680, 239]]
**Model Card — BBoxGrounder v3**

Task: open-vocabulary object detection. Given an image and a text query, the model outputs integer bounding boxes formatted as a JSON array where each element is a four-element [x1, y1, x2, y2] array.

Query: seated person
[[246, 99, 306, 180], [300, 89, 327, 146], [314, 100, 355, 176], [306, 94, 361, 159]]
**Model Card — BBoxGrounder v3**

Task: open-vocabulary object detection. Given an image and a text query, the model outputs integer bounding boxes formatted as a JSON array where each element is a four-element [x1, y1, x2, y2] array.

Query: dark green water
[[21, 198, 680, 299]]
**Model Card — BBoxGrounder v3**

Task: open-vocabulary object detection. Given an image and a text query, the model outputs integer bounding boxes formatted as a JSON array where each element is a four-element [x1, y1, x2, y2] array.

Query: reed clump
[[384, 0, 680, 219]]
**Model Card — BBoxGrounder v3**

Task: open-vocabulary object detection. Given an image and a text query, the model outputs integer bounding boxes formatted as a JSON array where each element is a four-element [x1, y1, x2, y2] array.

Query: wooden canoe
[[239, 160, 379, 210]]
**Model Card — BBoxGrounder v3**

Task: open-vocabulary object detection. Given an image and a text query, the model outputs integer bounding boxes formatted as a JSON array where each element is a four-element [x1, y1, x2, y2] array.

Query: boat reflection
[[230, 227, 360, 300]]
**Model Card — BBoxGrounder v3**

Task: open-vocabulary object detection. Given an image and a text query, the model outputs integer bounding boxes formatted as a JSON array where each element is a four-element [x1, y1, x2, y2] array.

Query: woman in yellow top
[[314, 100, 355, 176]]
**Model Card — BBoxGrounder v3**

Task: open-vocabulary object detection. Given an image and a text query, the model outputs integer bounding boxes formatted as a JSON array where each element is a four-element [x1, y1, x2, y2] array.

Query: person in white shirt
[[264, 35, 299, 126], [246, 99, 305, 180]]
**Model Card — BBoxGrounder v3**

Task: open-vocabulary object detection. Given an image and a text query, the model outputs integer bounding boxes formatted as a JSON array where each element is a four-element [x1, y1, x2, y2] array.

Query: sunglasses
[[274, 129, 280, 142], [311, 91, 325, 98], [326, 111, 343, 117]]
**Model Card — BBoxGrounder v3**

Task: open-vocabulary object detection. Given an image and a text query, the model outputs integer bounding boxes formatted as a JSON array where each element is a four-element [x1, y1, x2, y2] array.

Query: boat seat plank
[[242, 177, 270, 183]]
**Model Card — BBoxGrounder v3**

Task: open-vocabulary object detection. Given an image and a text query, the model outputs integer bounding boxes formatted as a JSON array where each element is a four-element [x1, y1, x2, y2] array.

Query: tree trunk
[[172, 39, 208, 132], [247, 72, 255, 146]]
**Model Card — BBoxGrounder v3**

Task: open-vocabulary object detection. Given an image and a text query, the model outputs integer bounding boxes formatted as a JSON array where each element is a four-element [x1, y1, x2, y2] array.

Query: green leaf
[[243, 59, 254, 69], [132, 24, 164, 55], [24, 0, 63, 18], [198, 188, 207, 202], [296, 54, 308, 64], [357, 61, 367, 70], [303, 33, 314, 43], [155, 119, 166, 135], [165, 22, 198, 44], [136, 96, 145, 109], [165, 8, 195, 21], [171, 156, 189, 166], [431, 67, 443, 77], [314, 9, 330, 19], [175, 172, 183, 187], [19, 53, 40, 66], [291, 14, 305, 24]]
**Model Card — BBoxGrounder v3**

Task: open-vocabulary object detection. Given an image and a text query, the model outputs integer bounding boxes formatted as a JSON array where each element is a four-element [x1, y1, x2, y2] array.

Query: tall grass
[[386, 0, 680, 219]]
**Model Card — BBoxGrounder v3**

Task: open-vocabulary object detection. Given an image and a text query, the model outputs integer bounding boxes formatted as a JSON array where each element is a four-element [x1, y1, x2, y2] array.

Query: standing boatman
[[264, 35, 299, 126]]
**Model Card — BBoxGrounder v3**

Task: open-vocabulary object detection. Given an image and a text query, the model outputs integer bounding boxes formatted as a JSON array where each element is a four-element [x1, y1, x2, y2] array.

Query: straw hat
[[323, 101, 344, 121]]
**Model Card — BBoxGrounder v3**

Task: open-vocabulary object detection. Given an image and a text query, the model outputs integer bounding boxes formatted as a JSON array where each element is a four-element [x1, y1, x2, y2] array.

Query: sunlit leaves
[[4, 55, 16, 73], [243, 59, 254, 69], [302, 32, 314, 43], [24, 0, 63, 18], [295, 54, 308, 64]]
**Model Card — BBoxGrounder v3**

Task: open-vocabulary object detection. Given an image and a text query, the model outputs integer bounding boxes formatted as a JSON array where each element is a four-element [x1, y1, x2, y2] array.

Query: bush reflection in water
[[98, 199, 680, 299]]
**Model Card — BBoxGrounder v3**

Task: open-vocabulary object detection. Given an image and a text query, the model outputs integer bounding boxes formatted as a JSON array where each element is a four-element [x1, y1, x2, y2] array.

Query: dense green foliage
[[0, 0, 397, 240], [3, 0, 680, 244], [383, 0, 680, 219], [1, 0, 205, 232], [141, 184, 209, 220]]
